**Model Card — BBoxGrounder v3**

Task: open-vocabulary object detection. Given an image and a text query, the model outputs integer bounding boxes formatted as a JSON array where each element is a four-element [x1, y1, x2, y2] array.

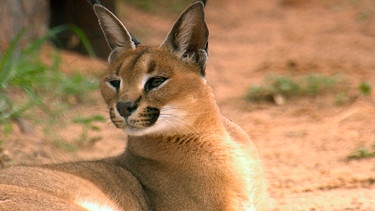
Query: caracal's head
[[93, 2, 212, 136]]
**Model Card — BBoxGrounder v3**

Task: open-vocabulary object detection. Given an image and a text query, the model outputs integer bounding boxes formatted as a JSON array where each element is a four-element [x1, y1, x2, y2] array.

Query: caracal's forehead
[[110, 47, 176, 79]]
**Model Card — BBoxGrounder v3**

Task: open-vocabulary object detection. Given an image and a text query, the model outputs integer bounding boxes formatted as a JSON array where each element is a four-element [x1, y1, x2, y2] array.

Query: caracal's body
[[0, 1, 268, 210]]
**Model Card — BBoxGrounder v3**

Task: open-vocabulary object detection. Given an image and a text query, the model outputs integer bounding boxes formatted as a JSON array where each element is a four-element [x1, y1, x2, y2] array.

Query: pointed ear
[[93, 4, 139, 64], [162, 2, 209, 76]]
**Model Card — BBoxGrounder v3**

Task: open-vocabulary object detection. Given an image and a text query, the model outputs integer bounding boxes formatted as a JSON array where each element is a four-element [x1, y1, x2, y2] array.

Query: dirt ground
[[1, 0, 375, 210]]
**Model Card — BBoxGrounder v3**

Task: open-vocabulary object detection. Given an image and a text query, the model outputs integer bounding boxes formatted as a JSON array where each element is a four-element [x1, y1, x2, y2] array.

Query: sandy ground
[[1, 0, 375, 210]]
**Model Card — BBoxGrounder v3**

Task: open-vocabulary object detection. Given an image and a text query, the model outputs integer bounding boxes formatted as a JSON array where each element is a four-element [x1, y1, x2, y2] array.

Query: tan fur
[[0, 2, 268, 210]]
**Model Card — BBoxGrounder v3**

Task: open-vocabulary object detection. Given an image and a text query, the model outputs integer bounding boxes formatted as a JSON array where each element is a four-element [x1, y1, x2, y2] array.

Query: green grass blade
[[68, 25, 96, 58], [0, 29, 25, 88], [23, 25, 95, 58]]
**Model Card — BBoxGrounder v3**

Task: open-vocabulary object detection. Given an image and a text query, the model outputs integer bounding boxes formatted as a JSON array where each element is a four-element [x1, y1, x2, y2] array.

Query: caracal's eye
[[108, 79, 121, 90], [145, 77, 168, 92]]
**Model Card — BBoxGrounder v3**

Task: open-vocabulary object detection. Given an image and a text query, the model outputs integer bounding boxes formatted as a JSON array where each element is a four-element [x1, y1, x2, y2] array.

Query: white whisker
[[160, 114, 198, 134], [156, 105, 201, 135]]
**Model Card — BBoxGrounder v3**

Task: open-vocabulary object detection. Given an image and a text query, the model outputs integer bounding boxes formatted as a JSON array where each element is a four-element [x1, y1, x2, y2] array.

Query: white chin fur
[[123, 121, 170, 137], [123, 126, 149, 136]]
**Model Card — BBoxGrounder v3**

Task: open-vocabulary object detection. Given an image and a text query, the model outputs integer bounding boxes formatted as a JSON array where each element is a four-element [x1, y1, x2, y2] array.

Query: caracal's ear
[[92, 4, 139, 64], [162, 2, 209, 76]]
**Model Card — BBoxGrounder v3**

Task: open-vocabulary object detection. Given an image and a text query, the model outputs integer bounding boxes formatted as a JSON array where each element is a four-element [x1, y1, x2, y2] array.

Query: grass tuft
[[359, 81, 372, 96], [347, 144, 375, 160], [246, 74, 346, 104], [0, 26, 98, 138]]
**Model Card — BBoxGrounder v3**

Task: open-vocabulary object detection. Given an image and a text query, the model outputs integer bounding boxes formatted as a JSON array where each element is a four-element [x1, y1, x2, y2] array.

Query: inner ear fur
[[93, 4, 139, 64], [162, 2, 209, 75]]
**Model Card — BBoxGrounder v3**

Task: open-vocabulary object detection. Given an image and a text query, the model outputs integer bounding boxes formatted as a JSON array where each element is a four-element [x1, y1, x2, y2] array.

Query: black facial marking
[[129, 48, 149, 71], [147, 61, 157, 74], [110, 107, 116, 118], [114, 61, 124, 75], [109, 107, 123, 128], [143, 107, 160, 126]]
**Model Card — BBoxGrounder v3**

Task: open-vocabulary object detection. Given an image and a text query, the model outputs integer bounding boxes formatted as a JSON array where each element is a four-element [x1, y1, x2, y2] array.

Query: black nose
[[116, 101, 138, 118]]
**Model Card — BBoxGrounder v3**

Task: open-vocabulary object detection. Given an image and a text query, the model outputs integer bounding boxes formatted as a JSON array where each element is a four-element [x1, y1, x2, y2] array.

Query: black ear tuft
[[129, 32, 141, 46], [199, 0, 208, 6], [87, 0, 101, 6]]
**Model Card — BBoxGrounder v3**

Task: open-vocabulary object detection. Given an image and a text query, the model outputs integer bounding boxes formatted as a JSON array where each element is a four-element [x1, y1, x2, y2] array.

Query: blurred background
[[0, 0, 197, 58]]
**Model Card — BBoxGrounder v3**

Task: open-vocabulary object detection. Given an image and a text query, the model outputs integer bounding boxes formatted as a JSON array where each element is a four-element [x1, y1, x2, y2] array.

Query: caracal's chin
[[122, 121, 179, 137], [121, 106, 193, 137], [122, 124, 166, 137], [122, 125, 148, 137]]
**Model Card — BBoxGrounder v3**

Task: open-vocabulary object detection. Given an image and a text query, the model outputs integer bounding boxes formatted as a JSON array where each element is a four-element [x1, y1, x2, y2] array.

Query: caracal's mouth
[[109, 106, 161, 136], [109, 105, 194, 136]]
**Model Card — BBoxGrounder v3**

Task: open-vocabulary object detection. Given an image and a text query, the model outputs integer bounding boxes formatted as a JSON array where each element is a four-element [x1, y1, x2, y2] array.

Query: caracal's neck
[[124, 124, 227, 163], [119, 126, 234, 210], [123, 93, 227, 162]]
